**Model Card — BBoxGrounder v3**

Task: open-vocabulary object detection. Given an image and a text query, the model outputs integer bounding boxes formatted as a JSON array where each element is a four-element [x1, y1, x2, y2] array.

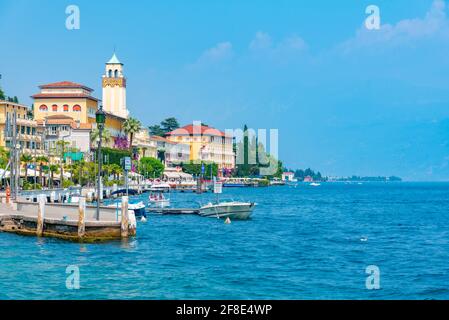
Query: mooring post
[[78, 197, 86, 239], [36, 195, 45, 237], [121, 196, 129, 238]]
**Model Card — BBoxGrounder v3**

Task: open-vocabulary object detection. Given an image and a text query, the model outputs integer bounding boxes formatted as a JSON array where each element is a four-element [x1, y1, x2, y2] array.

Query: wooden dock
[[146, 207, 200, 215], [0, 196, 137, 242]]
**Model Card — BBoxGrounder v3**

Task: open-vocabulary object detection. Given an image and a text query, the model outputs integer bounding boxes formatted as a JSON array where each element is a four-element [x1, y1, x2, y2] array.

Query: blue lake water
[[1, 182, 449, 300]]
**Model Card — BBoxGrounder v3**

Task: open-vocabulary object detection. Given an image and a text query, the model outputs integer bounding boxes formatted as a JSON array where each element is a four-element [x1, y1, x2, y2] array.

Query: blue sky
[[1, 0, 449, 180]]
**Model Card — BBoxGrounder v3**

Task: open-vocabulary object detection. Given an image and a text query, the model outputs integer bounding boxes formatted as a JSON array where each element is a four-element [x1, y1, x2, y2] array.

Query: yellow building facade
[[0, 100, 44, 155], [32, 81, 99, 125], [32, 80, 126, 148], [166, 124, 235, 172]]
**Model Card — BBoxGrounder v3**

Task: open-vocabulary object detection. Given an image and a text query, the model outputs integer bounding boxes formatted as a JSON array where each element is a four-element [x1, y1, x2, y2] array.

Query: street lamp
[[95, 106, 106, 221]]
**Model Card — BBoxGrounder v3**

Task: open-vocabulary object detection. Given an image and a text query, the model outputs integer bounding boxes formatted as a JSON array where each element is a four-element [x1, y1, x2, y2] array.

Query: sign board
[[213, 181, 223, 194], [124, 157, 132, 171]]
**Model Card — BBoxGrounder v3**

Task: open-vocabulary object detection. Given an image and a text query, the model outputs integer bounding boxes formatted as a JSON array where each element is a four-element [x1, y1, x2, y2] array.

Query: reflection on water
[[2, 182, 449, 299]]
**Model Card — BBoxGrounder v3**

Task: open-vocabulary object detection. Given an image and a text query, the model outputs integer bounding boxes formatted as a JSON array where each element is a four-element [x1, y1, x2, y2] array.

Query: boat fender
[[225, 217, 231, 224], [128, 210, 137, 229]]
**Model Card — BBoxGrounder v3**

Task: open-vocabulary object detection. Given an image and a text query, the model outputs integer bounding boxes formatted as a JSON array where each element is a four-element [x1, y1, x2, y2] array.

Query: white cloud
[[249, 31, 308, 55], [249, 31, 273, 50], [340, 0, 449, 52], [195, 42, 233, 65], [278, 35, 308, 52]]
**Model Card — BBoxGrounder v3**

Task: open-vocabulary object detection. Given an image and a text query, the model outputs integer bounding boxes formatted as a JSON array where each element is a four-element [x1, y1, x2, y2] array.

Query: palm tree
[[49, 164, 59, 188], [110, 164, 123, 181], [0, 146, 9, 169], [20, 154, 33, 183], [91, 128, 112, 146], [56, 140, 70, 186], [36, 156, 49, 186], [123, 117, 142, 152]]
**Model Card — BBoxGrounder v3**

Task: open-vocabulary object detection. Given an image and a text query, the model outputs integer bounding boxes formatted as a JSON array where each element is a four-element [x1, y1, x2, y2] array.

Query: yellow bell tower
[[102, 53, 129, 118]]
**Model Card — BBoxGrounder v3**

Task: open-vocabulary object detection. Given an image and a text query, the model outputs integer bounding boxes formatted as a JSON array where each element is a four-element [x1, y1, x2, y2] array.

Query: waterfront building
[[303, 175, 313, 182], [133, 129, 158, 159], [150, 135, 190, 167], [0, 100, 44, 155], [31, 80, 126, 148], [165, 124, 235, 172], [36, 115, 92, 155], [102, 53, 129, 119], [282, 172, 297, 182], [32, 81, 100, 124]]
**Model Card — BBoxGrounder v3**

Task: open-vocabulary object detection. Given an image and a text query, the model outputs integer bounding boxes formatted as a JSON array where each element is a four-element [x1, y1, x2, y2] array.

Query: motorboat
[[199, 201, 256, 220], [310, 182, 321, 187], [148, 192, 170, 208], [106, 200, 147, 218], [148, 183, 171, 193]]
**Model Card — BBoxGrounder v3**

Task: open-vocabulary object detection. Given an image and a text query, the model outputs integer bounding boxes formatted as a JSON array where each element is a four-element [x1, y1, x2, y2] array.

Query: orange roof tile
[[39, 81, 93, 91], [166, 124, 226, 137], [31, 93, 100, 101]]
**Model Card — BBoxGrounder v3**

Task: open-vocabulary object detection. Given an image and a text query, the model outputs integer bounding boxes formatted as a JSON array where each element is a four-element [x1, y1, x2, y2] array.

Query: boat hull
[[199, 203, 255, 220]]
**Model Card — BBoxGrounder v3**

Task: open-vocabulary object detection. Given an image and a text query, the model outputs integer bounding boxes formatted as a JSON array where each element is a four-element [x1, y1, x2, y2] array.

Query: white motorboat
[[148, 192, 170, 208], [310, 182, 321, 187], [106, 200, 147, 218], [149, 183, 171, 193], [199, 201, 256, 220]]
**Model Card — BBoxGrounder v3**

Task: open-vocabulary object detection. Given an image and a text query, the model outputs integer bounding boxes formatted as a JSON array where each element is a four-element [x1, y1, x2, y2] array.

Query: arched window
[[39, 105, 48, 111], [73, 105, 81, 112], [52, 104, 58, 112], [63, 105, 69, 112], [114, 69, 118, 78], [108, 69, 112, 78]]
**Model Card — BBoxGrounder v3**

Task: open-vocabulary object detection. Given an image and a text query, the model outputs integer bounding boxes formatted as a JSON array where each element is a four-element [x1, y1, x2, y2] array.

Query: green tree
[[110, 163, 123, 181], [20, 154, 33, 183], [0, 87, 5, 100], [139, 157, 165, 178], [0, 146, 9, 169], [123, 117, 142, 152], [179, 161, 218, 177], [148, 125, 165, 137], [161, 117, 180, 133], [49, 164, 59, 188], [56, 140, 70, 186], [36, 156, 49, 185], [91, 127, 112, 145]]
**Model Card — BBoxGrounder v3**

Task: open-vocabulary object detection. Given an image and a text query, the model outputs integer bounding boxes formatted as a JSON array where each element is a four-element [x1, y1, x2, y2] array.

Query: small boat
[[107, 200, 147, 218], [199, 201, 256, 220], [310, 182, 321, 187], [148, 183, 171, 193], [148, 192, 170, 208]]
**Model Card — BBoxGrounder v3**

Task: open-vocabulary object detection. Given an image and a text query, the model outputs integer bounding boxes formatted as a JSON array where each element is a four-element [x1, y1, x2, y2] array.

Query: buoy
[[141, 216, 147, 223], [225, 217, 231, 224]]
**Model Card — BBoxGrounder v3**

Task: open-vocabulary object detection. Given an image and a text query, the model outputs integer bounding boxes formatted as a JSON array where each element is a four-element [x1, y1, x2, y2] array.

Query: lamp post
[[95, 106, 106, 221]]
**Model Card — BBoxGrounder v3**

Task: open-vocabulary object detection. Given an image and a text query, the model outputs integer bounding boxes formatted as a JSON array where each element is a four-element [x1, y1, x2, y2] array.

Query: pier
[[0, 196, 136, 242]]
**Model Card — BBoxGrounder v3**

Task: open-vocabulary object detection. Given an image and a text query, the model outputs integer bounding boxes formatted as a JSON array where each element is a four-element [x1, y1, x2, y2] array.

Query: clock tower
[[102, 53, 129, 118]]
